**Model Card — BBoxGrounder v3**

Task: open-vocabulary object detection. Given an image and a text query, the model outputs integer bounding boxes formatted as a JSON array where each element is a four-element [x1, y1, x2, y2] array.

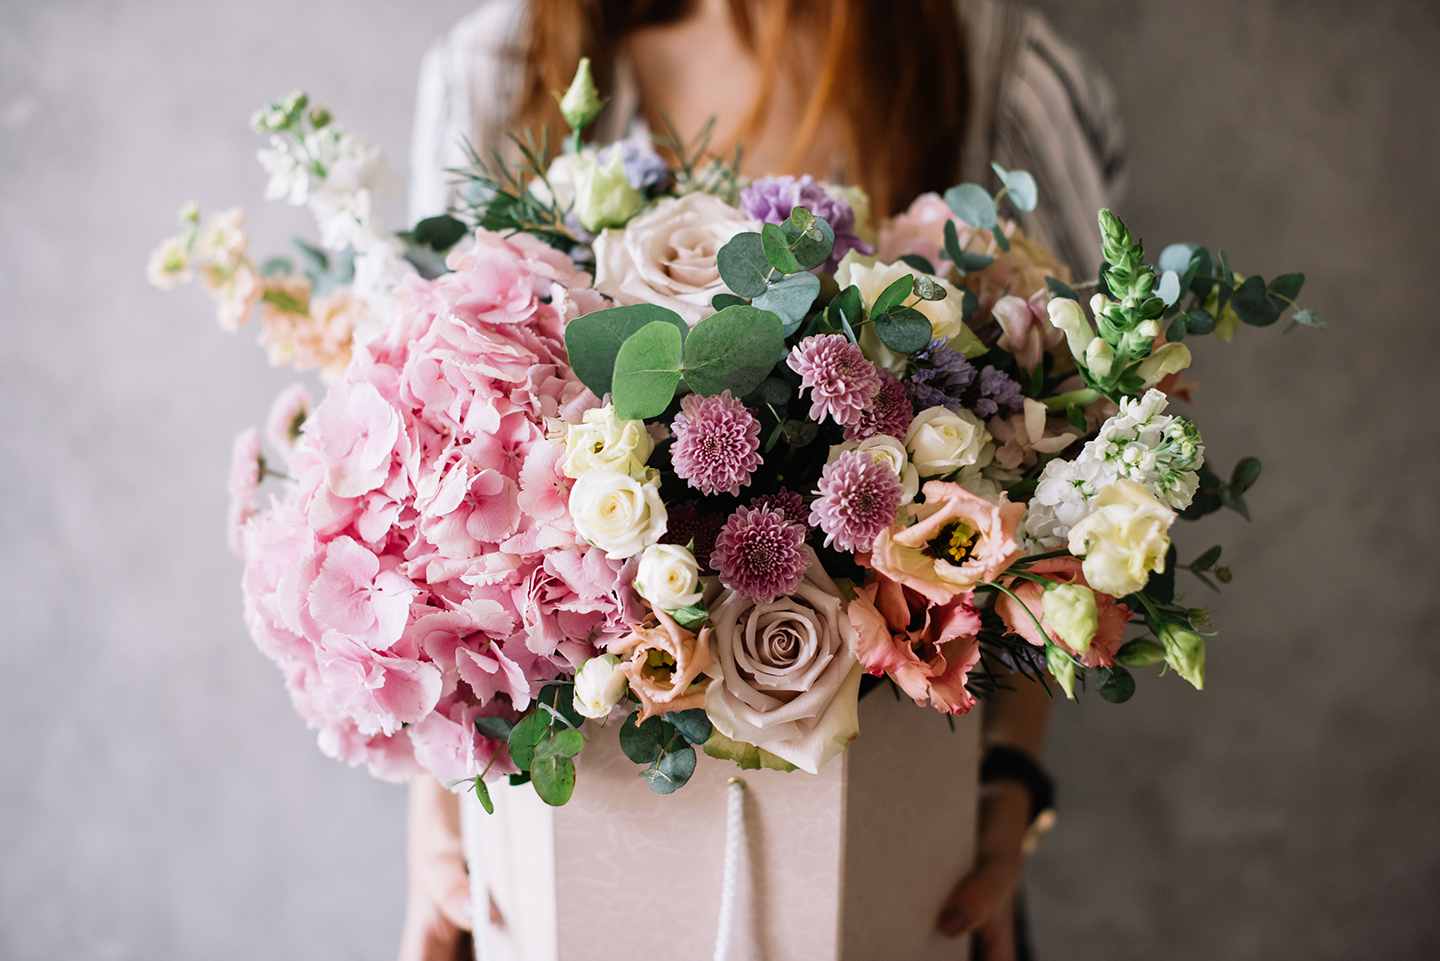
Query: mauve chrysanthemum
[[787, 334, 882, 428], [845, 369, 915, 441], [809, 450, 904, 553], [662, 500, 724, 571], [749, 488, 811, 533], [711, 506, 809, 602], [670, 390, 763, 496]]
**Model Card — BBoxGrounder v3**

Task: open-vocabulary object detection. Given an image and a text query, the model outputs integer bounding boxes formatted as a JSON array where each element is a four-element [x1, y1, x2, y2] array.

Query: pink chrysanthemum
[[670, 390, 763, 495], [662, 500, 725, 571], [711, 506, 809, 603], [787, 334, 882, 428], [845, 369, 915, 441], [809, 450, 904, 553], [749, 488, 811, 533]]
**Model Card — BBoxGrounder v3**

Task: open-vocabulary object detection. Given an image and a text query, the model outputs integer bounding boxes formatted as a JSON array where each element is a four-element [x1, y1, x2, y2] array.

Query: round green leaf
[[619, 711, 664, 764], [611, 321, 684, 419], [507, 710, 551, 772], [1159, 270, 1181, 307], [646, 744, 697, 794], [1097, 665, 1136, 703], [682, 304, 785, 398], [898, 253, 935, 275], [782, 210, 836, 271], [1182, 308, 1217, 336], [564, 304, 688, 399], [716, 232, 771, 298], [532, 755, 576, 806], [1166, 315, 1188, 342], [944, 183, 998, 229], [753, 271, 820, 333], [990, 162, 1038, 212], [870, 274, 915, 317], [761, 222, 804, 274], [534, 729, 585, 761], [711, 292, 749, 312], [1230, 456, 1262, 495], [663, 709, 714, 746], [873, 306, 934, 353], [1231, 276, 1281, 326], [1158, 243, 1201, 274]]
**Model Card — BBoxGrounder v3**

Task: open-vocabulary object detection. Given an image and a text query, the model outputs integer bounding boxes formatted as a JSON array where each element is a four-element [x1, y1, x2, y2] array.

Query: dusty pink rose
[[869, 481, 1025, 605], [849, 575, 982, 715], [993, 557, 1133, 668], [607, 609, 714, 721]]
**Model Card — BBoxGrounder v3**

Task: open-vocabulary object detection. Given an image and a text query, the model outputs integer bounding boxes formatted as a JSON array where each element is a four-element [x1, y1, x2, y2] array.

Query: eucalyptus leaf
[[990, 162, 1038, 212], [412, 213, 468, 251], [911, 275, 947, 302], [898, 253, 935, 274], [1291, 307, 1326, 330], [1166, 315, 1188, 342], [1065, 404, 1087, 430], [711, 292, 749, 311], [260, 256, 294, 277], [611, 321, 684, 419], [664, 709, 714, 746], [474, 716, 516, 741], [1220, 489, 1251, 521], [471, 777, 495, 815], [871, 275, 914, 316], [781, 208, 836, 270], [780, 419, 819, 447], [716, 232, 772, 298], [1231, 276, 1280, 326], [619, 711, 665, 765], [1230, 456, 1262, 495], [1159, 270, 1181, 307], [1097, 665, 1135, 703], [1158, 242, 1201, 274], [534, 729, 585, 761], [944, 182, 998, 229], [750, 377, 792, 406], [1190, 545, 1222, 571], [753, 271, 821, 333], [873, 306, 934, 353], [646, 744, 698, 794], [761, 222, 804, 274], [564, 304, 688, 399], [507, 711, 551, 772], [830, 285, 862, 327], [1266, 272, 1305, 305], [682, 304, 786, 398], [1187, 247, 1215, 298], [669, 604, 710, 631], [531, 755, 576, 806], [943, 219, 967, 271], [1182, 308, 1217, 336], [1045, 276, 1079, 303], [960, 289, 979, 325]]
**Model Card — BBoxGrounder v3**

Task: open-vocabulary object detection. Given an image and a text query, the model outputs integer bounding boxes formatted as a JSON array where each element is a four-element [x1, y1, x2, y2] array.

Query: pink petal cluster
[[844, 369, 914, 441], [786, 334, 881, 428], [749, 488, 811, 533], [710, 505, 809, 603], [849, 575, 982, 715], [809, 450, 903, 553], [670, 390, 762, 495], [992, 557, 1133, 668], [227, 428, 263, 555], [236, 228, 623, 784]]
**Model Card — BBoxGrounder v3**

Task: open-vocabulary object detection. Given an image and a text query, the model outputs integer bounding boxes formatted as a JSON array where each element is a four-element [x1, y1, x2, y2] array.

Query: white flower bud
[[557, 57, 606, 132], [1160, 622, 1206, 691], [1042, 582, 1099, 653], [573, 654, 628, 719], [572, 150, 644, 232], [635, 544, 703, 611], [564, 404, 654, 479], [1047, 297, 1097, 361], [1085, 337, 1115, 378]]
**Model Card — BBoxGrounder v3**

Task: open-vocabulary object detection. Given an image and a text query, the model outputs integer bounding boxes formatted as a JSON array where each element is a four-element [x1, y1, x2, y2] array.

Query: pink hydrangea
[[809, 450, 903, 553], [710, 506, 809, 603], [844, 369, 914, 441], [670, 390, 762, 495], [786, 334, 881, 428]]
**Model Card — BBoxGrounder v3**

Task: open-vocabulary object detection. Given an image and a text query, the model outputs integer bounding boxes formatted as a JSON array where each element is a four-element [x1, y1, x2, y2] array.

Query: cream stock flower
[[634, 543, 703, 611], [564, 404, 654, 479], [568, 467, 667, 560], [904, 406, 990, 478], [1066, 480, 1176, 597]]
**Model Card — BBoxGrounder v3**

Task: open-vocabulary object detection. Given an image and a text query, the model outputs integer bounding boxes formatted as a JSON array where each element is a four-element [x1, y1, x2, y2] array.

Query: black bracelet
[[980, 745, 1055, 826]]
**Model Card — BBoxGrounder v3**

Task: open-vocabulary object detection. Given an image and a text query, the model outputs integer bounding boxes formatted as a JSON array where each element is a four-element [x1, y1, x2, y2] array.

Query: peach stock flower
[[607, 608, 713, 721], [869, 480, 1025, 605]]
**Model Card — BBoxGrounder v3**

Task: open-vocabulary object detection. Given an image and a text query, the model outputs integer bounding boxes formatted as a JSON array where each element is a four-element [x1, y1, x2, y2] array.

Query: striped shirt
[[407, 0, 1127, 279]]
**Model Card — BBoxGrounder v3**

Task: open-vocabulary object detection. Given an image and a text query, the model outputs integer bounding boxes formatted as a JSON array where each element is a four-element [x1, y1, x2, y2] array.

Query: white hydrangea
[[1022, 389, 1204, 549]]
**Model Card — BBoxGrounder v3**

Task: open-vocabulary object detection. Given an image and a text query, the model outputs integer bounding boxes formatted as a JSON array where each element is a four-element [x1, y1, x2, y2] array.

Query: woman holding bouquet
[[401, 1, 1125, 959]]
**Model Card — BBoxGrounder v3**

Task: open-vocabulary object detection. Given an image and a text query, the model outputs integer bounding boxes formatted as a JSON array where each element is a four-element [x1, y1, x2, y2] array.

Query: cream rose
[[703, 552, 863, 774], [840, 257, 985, 357], [827, 433, 920, 504], [573, 654, 628, 719], [634, 543, 703, 611], [564, 404, 654, 479], [593, 192, 760, 326], [568, 467, 667, 559], [1066, 480, 1176, 596], [904, 406, 991, 478]]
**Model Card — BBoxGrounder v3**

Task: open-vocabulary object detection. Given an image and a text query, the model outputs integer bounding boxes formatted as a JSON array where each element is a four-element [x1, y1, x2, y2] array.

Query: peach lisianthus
[[992, 557, 1133, 668], [849, 576, 982, 715], [607, 608, 713, 721], [869, 481, 1025, 606]]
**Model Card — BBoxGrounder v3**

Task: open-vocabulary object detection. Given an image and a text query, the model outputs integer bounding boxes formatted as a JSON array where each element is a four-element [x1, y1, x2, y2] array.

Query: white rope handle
[[713, 777, 747, 961]]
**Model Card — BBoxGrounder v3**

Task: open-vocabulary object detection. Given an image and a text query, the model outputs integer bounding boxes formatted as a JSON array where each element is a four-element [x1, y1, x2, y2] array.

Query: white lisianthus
[[1041, 583, 1099, 653], [572, 150, 644, 232], [569, 468, 667, 559], [904, 406, 990, 478], [634, 544, 703, 611], [827, 433, 920, 504], [573, 654, 628, 719], [1159, 622, 1206, 691], [1067, 480, 1176, 597], [564, 404, 654, 479]]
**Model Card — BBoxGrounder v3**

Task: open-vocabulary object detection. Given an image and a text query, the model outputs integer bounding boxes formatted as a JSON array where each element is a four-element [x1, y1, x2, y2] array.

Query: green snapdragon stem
[[1041, 389, 1099, 412]]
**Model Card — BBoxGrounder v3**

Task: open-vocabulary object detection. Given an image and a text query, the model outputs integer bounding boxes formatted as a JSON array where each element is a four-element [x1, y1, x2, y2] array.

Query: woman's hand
[[936, 778, 1031, 960], [398, 776, 473, 961]]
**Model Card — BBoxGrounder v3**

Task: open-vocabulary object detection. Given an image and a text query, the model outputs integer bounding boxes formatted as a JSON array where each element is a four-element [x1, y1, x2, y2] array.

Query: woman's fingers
[[973, 898, 1018, 961], [936, 780, 1031, 938]]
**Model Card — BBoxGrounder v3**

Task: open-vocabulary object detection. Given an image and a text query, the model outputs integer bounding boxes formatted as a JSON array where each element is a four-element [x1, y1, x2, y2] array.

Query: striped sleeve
[[988, 8, 1128, 281]]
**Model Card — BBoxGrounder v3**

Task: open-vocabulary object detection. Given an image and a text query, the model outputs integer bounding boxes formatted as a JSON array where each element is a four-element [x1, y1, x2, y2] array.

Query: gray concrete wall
[[0, 1, 1435, 959]]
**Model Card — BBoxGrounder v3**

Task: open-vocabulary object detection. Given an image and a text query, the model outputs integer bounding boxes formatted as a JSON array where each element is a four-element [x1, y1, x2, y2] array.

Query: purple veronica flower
[[977, 366, 1026, 418], [711, 506, 809, 603], [739, 174, 873, 273], [808, 451, 903, 554]]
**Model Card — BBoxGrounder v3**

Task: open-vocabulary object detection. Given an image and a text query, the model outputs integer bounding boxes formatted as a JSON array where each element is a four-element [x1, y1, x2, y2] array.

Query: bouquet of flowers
[[151, 63, 1323, 811]]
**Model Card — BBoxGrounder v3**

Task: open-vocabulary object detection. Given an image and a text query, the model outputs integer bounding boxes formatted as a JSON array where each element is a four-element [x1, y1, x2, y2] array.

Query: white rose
[[564, 404, 654, 479], [827, 433, 919, 504], [904, 406, 990, 478], [573, 654, 628, 719], [634, 543, 703, 611], [568, 468, 667, 559], [1067, 480, 1176, 596], [594, 192, 761, 326], [841, 258, 985, 357]]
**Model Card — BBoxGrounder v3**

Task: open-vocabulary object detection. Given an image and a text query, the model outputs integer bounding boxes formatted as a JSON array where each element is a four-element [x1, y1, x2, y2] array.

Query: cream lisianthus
[[827, 433, 919, 504], [572, 149, 644, 232], [1041, 582, 1099, 653], [564, 404, 654, 479], [568, 467, 667, 559], [1067, 480, 1176, 596], [904, 406, 991, 478], [572, 654, 627, 719], [634, 543, 703, 611]]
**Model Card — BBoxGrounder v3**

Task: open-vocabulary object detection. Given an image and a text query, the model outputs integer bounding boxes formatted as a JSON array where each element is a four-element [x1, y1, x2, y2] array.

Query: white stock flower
[[563, 404, 654, 479], [904, 406, 990, 478], [568, 468, 667, 560], [634, 544, 703, 611], [1067, 480, 1176, 597], [573, 654, 628, 719], [827, 433, 919, 504], [258, 137, 309, 205]]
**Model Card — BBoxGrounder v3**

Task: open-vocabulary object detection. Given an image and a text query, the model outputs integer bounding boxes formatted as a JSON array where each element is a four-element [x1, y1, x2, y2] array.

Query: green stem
[[984, 579, 1056, 647], [1041, 389, 1099, 412]]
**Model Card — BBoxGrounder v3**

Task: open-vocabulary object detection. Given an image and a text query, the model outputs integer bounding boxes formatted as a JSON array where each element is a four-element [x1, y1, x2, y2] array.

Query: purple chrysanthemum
[[739, 174, 873, 273], [670, 390, 763, 495], [661, 500, 724, 571], [787, 334, 882, 428], [711, 506, 809, 602], [808, 450, 904, 554], [976, 366, 1026, 418], [845, 369, 915, 441], [749, 488, 812, 533]]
